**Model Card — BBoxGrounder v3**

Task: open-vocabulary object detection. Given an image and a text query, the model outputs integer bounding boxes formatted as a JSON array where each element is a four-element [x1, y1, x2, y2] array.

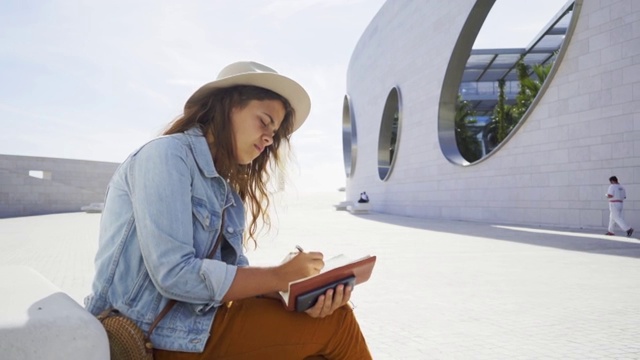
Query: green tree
[[511, 57, 553, 121], [496, 78, 509, 142], [485, 79, 514, 149], [455, 94, 481, 162], [484, 57, 554, 152]]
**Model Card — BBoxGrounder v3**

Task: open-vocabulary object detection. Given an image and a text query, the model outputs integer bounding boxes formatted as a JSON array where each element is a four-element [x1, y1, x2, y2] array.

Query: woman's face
[[230, 99, 286, 164]]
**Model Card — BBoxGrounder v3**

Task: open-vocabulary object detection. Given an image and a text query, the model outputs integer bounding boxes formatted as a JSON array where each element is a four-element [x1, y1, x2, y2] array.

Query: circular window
[[438, 1, 579, 165], [342, 95, 357, 178], [377, 87, 402, 181]]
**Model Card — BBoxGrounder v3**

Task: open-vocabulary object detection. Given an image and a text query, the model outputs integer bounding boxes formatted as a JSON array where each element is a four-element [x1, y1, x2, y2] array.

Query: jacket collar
[[184, 127, 218, 178]]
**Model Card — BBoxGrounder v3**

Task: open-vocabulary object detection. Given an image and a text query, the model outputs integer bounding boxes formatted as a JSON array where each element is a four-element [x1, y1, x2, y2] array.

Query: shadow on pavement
[[349, 212, 640, 259]]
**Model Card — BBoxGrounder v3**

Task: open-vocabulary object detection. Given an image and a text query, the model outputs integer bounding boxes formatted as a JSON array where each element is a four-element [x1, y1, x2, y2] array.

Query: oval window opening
[[439, 0, 580, 165], [377, 87, 402, 181], [342, 95, 357, 178]]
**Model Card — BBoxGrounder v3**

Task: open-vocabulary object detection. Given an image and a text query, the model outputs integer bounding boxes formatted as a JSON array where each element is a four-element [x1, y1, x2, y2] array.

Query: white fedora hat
[[186, 61, 311, 132]]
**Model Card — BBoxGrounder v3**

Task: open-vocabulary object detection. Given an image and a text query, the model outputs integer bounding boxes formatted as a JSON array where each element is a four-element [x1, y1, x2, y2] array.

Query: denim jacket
[[85, 127, 249, 353]]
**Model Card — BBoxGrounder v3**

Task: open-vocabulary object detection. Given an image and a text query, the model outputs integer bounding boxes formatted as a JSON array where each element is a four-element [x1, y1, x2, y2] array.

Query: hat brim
[[185, 72, 311, 133]]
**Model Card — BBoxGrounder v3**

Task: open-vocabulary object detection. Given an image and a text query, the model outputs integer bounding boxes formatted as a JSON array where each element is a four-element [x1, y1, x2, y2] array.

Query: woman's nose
[[262, 133, 274, 146]]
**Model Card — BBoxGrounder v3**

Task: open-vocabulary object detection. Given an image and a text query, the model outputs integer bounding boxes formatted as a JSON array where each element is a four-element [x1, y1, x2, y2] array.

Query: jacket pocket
[[192, 196, 222, 257], [124, 269, 151, 310], [192, 196, 220, 232]]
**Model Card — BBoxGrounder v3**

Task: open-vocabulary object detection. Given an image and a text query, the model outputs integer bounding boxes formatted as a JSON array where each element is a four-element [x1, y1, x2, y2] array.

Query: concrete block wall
[[0, 155, 119, 218], [345, 0, 640, 230]]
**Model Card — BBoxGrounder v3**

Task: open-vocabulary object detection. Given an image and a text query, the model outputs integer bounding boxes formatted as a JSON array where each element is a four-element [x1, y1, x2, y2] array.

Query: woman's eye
[[260, 119, 267, 128]]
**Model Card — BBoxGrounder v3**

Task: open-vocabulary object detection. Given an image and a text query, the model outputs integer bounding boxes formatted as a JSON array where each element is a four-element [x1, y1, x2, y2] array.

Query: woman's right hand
[[223, 251, 324, 302], [276, 251, 324, 290]]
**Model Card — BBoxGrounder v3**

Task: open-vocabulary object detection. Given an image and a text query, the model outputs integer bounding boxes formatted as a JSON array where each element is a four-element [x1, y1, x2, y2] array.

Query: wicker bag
[[97, 309, 154, 360]]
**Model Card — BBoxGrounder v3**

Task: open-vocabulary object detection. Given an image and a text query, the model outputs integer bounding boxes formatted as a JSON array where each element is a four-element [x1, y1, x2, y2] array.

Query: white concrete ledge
[[347, 202, 371, 214], [0, 265, 109, 360], [333, 201, 353, 211]]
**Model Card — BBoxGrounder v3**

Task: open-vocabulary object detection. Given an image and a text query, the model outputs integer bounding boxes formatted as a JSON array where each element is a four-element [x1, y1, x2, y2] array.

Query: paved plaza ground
[[1, 191, 639, 359]]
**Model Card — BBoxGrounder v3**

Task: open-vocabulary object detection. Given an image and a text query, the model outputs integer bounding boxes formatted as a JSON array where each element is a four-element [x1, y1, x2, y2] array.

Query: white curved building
[[343, 0, 639, 230]]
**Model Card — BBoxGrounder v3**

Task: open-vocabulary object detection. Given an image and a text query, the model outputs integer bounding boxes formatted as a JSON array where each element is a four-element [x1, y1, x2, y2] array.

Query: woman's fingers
[[305, 284, 352, 318], [296, 251, 324, 275], [277, 251, 325, 285], [300, 251, 324, 273]]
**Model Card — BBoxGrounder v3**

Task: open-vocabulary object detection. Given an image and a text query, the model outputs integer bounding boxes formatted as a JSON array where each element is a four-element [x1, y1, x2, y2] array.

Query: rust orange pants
[[154, 297, 372, 360]]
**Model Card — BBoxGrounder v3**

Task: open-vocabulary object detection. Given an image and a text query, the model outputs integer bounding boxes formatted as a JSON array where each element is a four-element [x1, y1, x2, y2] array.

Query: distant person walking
[[358, 191, 369, 203], [605, 176, 634, 237]]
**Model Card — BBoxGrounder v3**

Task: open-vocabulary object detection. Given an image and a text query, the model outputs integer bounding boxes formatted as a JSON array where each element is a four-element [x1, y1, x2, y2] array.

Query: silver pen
[[295, 245, 304, 253]]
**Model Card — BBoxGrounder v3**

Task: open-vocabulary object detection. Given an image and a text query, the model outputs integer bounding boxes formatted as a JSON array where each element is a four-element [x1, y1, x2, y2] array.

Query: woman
[[84, 61, 372, 359]]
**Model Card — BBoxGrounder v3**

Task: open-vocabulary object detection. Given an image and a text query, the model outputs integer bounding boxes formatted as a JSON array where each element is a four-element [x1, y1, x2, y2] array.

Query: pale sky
[[0, 0, 568, 191]]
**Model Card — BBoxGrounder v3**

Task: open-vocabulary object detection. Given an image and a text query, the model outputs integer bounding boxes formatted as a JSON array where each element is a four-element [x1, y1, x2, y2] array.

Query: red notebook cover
[[279, 255, 377, 311]]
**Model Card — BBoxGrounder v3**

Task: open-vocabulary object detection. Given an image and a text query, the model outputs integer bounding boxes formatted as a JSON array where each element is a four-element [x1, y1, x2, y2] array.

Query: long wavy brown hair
[[163, 85, 295, 247]]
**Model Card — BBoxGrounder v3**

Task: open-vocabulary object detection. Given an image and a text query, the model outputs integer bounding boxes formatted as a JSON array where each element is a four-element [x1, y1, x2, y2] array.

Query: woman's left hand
[[305, 284, 353, 318]]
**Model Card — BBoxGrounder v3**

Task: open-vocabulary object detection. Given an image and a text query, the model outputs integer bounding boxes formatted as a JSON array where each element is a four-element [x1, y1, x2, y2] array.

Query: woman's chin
[[237, 157, 254, 165], [236, 152, 260, 165]]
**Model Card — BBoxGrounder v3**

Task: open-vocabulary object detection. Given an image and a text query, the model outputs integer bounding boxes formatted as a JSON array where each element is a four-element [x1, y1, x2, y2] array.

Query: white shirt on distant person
[[607, 184, 626, 201]]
